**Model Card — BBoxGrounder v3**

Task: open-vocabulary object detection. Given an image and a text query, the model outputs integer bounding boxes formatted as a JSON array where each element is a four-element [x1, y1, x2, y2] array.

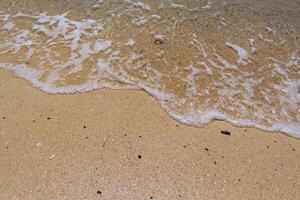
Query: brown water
[[0, 0, 299, 137]]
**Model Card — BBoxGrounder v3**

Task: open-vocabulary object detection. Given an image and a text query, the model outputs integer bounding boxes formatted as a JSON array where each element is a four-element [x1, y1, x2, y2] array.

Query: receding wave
[[0, 0, 299, 137]]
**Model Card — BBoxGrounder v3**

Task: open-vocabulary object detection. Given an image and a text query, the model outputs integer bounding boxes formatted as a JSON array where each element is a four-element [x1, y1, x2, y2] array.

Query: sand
[[0, 69, 299, 200]]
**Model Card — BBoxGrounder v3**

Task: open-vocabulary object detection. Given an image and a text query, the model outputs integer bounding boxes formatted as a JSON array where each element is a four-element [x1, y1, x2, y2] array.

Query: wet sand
[[0, 69, 299, 200]]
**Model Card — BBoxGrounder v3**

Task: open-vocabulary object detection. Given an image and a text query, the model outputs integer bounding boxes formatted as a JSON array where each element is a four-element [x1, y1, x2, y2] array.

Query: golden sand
[[0, 69, 299, 199], [1, 1, 300, 198]]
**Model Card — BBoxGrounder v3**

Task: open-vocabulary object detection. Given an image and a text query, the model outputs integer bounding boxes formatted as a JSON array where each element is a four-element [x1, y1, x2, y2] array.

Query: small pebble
[[221, 130, 231, 135]]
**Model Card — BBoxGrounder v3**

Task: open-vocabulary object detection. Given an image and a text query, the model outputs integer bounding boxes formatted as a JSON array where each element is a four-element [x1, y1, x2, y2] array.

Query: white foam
[[225, 42, 249, 65], [97, 59, 110, 72], [126, 39, 136, 47], [249, 38, 257, 53], [167, 108, 300, 138], [151, 15, 162, 20], [2, 22, 15, 31], [94, 40, 112, 52], [266, 26, 275, 33], [132, 16, 147, 26], [125, 0, 150, 10], [202, 2, 212, 9], [0, 9, 299, 139], [170, 3, 186, 9], [154, 34, 166, 42]]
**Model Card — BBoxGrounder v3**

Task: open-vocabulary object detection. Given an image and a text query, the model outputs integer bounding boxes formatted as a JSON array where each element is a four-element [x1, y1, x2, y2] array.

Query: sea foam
[[0, 0, 299, 138]]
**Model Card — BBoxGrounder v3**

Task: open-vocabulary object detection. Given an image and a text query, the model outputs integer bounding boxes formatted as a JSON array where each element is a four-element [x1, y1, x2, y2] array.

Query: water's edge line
[[1, 68, 299, 139]]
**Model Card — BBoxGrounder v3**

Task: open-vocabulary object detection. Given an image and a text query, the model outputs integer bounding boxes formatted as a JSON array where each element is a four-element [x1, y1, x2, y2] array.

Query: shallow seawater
[[0, 0, 299, 137]]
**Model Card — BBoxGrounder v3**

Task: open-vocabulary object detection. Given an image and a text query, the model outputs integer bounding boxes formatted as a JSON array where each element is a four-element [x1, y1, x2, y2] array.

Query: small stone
[[221, 130, 231, 135]]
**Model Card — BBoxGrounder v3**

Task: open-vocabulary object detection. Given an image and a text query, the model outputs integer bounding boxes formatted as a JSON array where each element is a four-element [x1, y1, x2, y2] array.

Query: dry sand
[[0, 69, 299, 200]]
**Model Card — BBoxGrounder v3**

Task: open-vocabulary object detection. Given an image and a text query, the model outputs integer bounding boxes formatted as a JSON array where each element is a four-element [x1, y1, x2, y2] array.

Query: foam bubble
[[225, 42, 249, 65], [94, 40, 112, 52]]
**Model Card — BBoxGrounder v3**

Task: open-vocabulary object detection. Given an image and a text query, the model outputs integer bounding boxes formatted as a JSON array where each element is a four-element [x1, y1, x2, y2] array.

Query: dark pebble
[[221, 130, 231, 136]]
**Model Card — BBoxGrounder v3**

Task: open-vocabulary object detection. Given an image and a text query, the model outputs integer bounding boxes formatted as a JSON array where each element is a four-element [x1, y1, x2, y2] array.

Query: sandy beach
[[0, 0, 300, 199], [0, 69, 299, 199]]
